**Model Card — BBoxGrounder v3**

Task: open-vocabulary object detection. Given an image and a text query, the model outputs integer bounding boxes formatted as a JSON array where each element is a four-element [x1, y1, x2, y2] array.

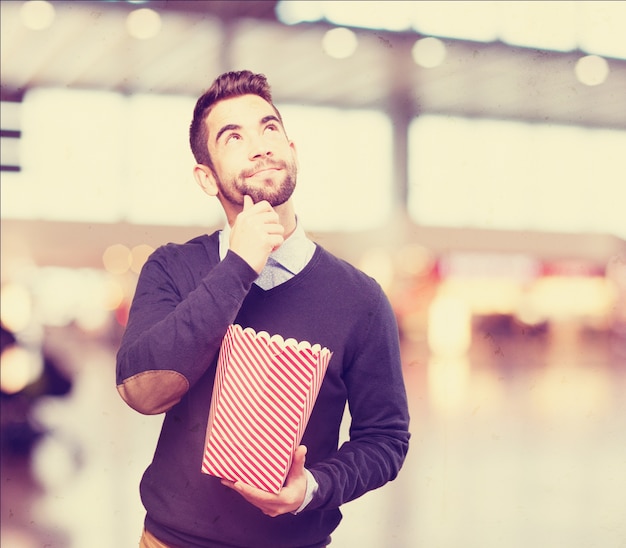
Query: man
[[116, 70, 410, 548]]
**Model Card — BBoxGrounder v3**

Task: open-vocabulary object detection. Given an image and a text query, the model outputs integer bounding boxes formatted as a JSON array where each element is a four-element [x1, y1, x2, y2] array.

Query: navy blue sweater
[[116, 232, 410, 548]]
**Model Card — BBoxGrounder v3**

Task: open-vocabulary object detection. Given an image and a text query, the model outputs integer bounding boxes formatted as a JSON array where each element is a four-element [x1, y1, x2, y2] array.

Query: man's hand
[[229, 195, 284, 274], [221, 445, 308, 517]]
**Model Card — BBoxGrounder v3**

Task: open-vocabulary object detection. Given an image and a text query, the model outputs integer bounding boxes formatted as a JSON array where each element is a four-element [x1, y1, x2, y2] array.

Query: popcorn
[[202, 324, 332, 493]]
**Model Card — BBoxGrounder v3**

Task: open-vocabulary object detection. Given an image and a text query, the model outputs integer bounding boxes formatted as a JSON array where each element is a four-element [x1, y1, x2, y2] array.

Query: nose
[[248, 134, 273, 160]]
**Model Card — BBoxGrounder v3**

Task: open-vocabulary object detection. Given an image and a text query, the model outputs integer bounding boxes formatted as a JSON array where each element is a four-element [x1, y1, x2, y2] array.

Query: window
[[408, 115, 626, 238], [2, 90, 393, 231]]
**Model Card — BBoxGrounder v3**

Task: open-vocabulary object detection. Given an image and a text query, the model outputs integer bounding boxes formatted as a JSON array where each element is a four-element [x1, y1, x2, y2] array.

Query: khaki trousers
[[139, 528, 174, 548]]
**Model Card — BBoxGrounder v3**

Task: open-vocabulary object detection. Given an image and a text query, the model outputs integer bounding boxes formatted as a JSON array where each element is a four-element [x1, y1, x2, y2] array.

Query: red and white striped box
[[202, 324, 332, 493]]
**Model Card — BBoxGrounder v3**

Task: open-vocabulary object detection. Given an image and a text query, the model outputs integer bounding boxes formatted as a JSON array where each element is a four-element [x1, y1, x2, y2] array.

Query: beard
[[215, 158, 297, 207]]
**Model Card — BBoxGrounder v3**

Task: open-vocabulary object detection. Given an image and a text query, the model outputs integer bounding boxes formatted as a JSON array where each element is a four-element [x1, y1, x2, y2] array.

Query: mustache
[[242, 159, 286, 178]]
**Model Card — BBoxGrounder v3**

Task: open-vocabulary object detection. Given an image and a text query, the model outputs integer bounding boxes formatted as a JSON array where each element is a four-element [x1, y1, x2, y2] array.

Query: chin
[[251, 185, 295, 207]]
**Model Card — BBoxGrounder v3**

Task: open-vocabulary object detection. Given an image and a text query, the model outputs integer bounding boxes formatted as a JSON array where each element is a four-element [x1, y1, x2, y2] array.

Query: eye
[[264, 124, 279, 133], [225, 133, 241, 143]]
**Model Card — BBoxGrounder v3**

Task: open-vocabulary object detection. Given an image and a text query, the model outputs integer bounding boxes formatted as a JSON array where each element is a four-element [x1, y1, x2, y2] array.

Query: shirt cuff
[[292, 468, 319, 514]]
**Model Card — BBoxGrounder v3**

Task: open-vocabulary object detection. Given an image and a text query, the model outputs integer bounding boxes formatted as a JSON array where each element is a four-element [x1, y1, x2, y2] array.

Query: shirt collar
[[219, 217, 315, 275]]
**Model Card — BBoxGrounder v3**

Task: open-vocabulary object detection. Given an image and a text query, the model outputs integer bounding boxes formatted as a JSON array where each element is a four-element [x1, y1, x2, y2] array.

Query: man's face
[[204, 94, 297, 208]]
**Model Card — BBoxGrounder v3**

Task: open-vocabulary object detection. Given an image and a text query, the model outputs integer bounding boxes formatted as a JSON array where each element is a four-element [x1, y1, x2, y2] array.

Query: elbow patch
[[117, 370, 189, 415]]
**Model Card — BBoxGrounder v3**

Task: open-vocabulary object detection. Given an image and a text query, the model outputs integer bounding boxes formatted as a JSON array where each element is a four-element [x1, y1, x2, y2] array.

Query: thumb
[[288, 445, 307, 480], [243, 194, 253, 211]]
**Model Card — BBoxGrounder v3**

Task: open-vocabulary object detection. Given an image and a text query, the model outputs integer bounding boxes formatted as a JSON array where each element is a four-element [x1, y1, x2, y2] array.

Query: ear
[[193, 164, 218, 197], [289, 140, 299, 169]]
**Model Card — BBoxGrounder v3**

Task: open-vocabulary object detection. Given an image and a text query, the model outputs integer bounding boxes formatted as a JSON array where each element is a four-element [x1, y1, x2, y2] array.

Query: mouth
[[244, 162, 284, 179], [250, 168, 278, 177], [245, 169, 282, 181]]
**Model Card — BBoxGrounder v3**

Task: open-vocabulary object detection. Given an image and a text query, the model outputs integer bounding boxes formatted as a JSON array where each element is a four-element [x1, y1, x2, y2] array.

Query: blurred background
[[1, 1, 625, 547]]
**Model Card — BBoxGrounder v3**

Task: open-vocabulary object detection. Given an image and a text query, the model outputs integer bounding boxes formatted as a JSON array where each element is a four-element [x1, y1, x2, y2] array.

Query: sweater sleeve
[[116, 247, 258, 415], [306, 289, 411, 510]]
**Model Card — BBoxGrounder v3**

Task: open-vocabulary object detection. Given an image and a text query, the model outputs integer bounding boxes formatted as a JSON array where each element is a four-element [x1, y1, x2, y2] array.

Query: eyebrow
[[214, 115, 283, 145], [215, 123, 240, 144]]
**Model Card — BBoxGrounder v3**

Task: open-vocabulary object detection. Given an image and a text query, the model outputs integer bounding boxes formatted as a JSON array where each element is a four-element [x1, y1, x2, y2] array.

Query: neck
[[275, 200, 297, 239]]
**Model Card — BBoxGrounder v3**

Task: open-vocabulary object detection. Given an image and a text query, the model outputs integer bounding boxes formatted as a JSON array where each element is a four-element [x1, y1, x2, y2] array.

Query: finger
[[295, 445, 307, 465], [243, 194, 254, 210], [233, 481, 272, 504], [254, 209, 281, 225], [286, 445, 307, 482], [265, 222, 285, 235], [256, 200, 276, 214], [269, 236, 285, 254]]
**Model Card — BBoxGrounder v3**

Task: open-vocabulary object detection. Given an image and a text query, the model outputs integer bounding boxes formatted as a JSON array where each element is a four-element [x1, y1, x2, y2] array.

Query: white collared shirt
[[219, 218, 316, 289]]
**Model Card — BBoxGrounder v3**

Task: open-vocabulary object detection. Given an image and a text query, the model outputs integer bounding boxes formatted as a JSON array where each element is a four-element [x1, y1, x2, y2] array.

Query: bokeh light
[[412, 37, 447, 68], [130, 244, 155, 274], [322, 27, 358, 59], [0, 283, 33, 333], [126, 8, 161, 40], [20, 0, 55, 31], [102, 244, 132, 275], [575, 54, 610, 86], [0, 345, 43, 395], [427, 293, 472, 357]]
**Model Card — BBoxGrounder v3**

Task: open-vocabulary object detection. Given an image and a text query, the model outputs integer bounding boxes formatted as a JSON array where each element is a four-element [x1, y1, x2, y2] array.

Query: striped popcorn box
[[202, 324, 332, 494]]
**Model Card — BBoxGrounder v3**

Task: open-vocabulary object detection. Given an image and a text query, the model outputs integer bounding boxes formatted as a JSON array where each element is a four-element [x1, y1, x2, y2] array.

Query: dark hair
[[189, 70, 282, 169]]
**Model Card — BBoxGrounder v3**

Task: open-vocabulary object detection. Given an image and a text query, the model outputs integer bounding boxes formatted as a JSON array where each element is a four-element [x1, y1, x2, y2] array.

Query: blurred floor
[[2, 320, 625, 547], [333, 320, 626, 548]]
